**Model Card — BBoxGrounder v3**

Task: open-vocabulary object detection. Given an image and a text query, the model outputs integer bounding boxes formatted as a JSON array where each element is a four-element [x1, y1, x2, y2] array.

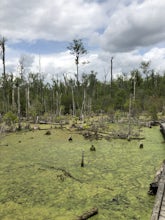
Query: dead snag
[[81, 150, 84, 167], [77, 207, 98, 220]]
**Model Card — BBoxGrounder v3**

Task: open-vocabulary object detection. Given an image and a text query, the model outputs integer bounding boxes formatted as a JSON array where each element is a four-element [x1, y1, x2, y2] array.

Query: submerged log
[[77, 207, 98, 220], [0, 144, 8, 146], [38, 164, 83, 183]]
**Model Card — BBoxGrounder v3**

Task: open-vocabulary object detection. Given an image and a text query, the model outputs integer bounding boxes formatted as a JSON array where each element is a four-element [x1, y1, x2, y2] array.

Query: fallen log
[[38, 164, 83, 183], [77, 207, 98, 220], [0, 144, 8, 146]]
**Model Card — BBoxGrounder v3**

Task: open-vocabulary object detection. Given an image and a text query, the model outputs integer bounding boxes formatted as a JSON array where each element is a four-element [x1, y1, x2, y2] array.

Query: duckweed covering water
[[0, 126, 165, 219]]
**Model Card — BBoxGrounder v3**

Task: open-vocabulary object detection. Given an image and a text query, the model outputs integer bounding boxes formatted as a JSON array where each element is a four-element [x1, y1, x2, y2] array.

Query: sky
[[1, 0, 165, 82]]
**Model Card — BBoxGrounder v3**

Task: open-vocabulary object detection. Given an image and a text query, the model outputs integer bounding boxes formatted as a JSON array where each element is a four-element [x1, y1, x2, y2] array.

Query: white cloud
[[1, 0, 165, 82], [100, 0, 165, 52], [143, 47, 165, 72], [0, 0, 107, 42]]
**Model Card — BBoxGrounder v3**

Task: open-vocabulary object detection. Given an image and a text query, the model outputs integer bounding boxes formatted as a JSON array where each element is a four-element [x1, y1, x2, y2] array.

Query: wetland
[[0, 124, 165, 220]]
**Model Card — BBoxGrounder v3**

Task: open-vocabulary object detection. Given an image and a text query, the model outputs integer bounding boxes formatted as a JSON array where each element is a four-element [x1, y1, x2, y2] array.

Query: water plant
[[0, 125, 164, 219]]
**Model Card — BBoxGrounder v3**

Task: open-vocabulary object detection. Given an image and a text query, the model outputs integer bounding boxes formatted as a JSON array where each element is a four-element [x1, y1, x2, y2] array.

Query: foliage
[[3, 111, 18, 125], [0, 59, 165, 120], [149, 106, 158, 121]]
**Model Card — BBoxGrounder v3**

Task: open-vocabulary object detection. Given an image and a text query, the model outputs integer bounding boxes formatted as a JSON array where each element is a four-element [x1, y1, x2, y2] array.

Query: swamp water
[[0, 126, 165, 220]]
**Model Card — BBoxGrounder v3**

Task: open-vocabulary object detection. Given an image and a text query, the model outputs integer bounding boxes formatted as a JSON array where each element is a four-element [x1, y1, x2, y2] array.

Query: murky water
[[0, 126, 164, 219]]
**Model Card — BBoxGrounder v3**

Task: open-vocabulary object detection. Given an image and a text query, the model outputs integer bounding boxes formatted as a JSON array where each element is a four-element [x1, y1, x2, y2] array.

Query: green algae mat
[[0, 126, 165, 220]]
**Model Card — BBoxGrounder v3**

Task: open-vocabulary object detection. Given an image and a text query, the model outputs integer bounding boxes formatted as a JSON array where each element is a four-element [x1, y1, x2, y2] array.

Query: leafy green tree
[[67, 39, 87, 86]]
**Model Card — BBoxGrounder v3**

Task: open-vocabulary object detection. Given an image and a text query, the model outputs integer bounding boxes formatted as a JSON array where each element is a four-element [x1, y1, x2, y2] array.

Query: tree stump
[[139, 143, 143, 149], [68, 136, 73, 142], [81, 150, 84, 167], [90, 145, 96, 151], [45, 130, 51, 135], [148, 160, 165, 195]]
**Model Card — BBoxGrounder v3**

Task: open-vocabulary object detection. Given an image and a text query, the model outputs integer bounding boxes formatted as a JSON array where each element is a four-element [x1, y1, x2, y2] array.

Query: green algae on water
[[0, 126, 164, 219]]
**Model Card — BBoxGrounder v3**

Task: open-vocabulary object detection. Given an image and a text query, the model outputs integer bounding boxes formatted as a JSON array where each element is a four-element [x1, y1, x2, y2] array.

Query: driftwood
[[77, 208, 98, 220], [82, 131, 102, 140]]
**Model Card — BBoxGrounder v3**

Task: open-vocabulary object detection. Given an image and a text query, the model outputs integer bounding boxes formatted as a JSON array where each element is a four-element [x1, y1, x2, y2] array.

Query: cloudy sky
[[1, 0, 165, 82]]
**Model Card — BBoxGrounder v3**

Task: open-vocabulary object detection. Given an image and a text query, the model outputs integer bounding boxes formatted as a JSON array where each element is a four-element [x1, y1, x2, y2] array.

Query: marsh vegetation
[[0, 122, 164, 220]]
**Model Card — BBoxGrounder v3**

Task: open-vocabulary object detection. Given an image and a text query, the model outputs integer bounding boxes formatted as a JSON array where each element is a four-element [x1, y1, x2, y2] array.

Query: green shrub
[[3, 111, 18, 125]]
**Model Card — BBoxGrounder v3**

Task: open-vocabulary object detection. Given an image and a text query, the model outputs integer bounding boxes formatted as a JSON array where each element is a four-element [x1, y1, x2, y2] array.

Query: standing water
[[0, 126, 164, 219]]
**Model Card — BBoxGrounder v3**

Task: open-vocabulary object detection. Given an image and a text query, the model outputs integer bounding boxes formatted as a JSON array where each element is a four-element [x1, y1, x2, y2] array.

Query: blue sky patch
[[8, 40, 69, 54]]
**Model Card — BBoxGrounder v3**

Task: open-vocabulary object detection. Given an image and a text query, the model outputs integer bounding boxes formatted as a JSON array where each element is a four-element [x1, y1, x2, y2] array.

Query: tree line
[[0, 37, 165, 122]]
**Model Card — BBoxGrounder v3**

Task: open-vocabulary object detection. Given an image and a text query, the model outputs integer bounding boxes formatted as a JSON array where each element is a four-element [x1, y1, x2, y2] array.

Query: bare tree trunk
[[12, 86, 16, 111], [81, 88, 86, 120], [56, 91, 62, 117], [128, 94, 132, 136], [56, 91, 59, 116], [59, 94, 62, 116], [76, 57, 79, 87], [52, 90, 55, 115], [1, 37, 6, 83], [133, 74, 136, 101], [26, 84, 30, 119], [110, 57, 113, 86], [87, 97, 92, 115], [71, 86, 75, 116], [17, 86, 21, 126], [0, 37, 7, 112]]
